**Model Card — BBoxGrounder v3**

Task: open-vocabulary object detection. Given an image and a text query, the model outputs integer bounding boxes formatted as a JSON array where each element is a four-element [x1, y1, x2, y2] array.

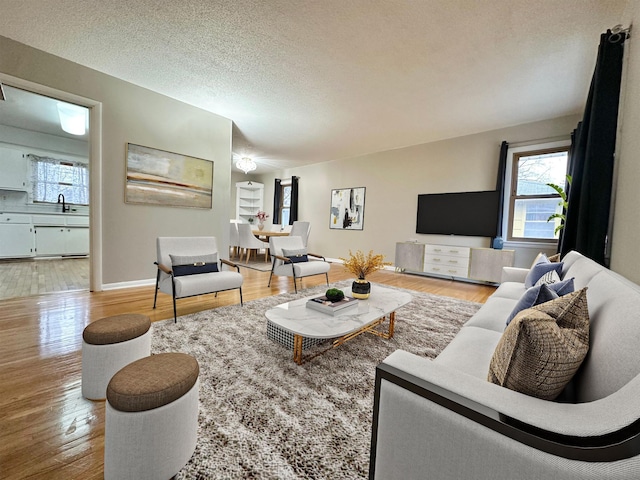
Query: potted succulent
[[339, 249, 391, 299]]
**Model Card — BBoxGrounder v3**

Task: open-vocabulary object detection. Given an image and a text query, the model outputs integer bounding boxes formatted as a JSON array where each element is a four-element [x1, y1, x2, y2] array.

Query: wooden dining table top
[[252, 229, 290, 238]]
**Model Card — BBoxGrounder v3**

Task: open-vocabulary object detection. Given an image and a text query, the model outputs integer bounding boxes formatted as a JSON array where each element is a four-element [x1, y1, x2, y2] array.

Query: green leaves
[[546, 174, 572, 234]]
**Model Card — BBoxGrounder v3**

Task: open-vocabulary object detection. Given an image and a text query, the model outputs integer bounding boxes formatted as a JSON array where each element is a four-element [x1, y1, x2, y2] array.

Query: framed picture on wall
[[330, 187, 366, 230], [125, 143, 214, 209]]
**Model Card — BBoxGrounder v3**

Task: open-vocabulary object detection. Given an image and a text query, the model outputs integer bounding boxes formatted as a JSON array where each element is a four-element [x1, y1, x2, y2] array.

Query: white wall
[[257, 115, 580, 266], [0, 35, 233, 287], [610, 0, 640, 283]]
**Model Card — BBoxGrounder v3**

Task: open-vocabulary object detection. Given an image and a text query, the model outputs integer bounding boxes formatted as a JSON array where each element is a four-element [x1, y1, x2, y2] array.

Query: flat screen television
[[416, 190, 500, 238]]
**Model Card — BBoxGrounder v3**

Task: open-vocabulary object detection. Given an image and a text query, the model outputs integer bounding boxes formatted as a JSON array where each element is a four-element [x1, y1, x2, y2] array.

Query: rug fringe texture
[[151, 281, 481, 479]]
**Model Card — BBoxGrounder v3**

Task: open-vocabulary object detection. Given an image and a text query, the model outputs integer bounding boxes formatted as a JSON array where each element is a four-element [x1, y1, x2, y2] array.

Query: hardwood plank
[[0, 263, 495, 477]]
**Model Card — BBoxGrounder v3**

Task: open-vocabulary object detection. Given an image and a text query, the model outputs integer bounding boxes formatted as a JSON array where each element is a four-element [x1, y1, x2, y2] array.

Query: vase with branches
[[339, 249, 391, 299]]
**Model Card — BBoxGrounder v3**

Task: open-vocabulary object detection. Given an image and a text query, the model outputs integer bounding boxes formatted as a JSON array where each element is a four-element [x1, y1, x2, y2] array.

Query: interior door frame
[[0, 72, 103, 291]]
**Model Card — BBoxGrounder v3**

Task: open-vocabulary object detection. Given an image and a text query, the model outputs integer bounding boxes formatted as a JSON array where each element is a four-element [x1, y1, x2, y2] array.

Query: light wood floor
[[0, 257, 90, 300], [0, 264, 495, 479]]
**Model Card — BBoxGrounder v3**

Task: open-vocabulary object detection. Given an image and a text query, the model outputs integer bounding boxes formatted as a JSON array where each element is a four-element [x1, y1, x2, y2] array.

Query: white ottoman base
[[104, 379, 199, 480], [81, 330, 151, 400]]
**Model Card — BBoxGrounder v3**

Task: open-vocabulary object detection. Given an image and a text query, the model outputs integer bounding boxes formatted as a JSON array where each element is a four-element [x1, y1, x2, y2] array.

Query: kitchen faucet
[[57, 193, 70, 213]]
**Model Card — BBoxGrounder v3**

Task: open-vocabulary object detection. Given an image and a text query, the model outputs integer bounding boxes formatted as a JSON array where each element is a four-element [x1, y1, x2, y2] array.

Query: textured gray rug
[[151, 281, 481, 479], [234, 257, 273, 272]]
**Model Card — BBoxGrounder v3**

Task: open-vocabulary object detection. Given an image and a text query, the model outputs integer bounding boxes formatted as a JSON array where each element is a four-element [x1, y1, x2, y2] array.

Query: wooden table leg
[[293, 334, 303, 365]]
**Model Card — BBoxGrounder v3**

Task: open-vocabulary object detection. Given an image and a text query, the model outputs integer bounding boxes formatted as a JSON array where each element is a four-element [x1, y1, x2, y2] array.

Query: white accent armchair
[[153, 236, 243, 322], [267, 236, 330, 293]]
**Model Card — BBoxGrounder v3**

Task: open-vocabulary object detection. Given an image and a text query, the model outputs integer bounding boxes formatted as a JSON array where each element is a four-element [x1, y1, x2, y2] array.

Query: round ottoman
[[104, 353, 200, 480], [81, 313, 151, 400]]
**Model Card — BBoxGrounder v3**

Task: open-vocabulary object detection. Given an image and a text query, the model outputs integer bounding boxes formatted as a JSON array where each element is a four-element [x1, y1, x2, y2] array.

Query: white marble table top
[[265, 284, 412, 339]]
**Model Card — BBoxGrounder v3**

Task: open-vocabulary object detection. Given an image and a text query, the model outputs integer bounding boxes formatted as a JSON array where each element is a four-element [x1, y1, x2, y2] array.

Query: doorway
[[0, 80, 99, 299]]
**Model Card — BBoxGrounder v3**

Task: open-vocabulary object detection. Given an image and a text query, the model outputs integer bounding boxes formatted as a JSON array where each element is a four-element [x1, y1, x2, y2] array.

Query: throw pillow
[[534, 269, 561, 286], [488, 288, 590, 400], [548, 277, 575, 296], [548, 253, 561, 262], [169, 253, 219, 276], [524, 259, 564, 288], [505, 283, 558, 326], [281, 248, 308, 263]]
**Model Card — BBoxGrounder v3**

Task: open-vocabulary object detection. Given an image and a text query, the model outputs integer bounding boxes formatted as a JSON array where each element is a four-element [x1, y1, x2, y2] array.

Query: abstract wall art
[[125, 143, 214, 209], [330, 187, 366, 230]]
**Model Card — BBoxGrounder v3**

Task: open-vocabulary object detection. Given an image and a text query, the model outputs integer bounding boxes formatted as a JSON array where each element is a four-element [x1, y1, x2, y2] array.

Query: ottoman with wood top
[[81, 313, 151, 400], [104, 352, 200, 480]]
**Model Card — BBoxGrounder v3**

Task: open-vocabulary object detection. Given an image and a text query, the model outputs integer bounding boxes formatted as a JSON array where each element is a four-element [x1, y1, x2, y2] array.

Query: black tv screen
[[416, 190, 500, 237]]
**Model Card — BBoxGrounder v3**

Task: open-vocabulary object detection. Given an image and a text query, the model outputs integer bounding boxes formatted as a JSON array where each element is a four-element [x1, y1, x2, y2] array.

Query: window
[[29, 154, 89, 205], [508, 147, 569, 242], [279, 184, 291, 227]]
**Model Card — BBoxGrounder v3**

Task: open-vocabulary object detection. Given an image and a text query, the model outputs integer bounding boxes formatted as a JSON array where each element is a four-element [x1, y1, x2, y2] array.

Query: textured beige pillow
[[488, 288, 589, 400], [548, 253, 561, 262]]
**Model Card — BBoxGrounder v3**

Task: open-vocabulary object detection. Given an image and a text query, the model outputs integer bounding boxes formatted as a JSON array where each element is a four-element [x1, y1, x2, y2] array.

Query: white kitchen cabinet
[[65, 227, 90, 255], [0, 147, 28, 191], [35, 226, 89, 256], [0, 222, 34, 258], [236, 181, 264, 223]]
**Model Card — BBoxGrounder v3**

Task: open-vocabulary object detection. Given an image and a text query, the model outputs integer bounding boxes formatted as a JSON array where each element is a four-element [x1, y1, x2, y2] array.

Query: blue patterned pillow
[[506, 283, 558, 326], [548, 277, 575, 296], [524, 259, 564, 288]]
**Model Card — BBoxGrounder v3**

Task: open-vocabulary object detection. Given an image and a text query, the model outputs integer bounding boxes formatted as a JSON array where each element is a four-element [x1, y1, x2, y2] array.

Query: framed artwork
[[125, 143, 214, 209], [330, 187, 366, 230]]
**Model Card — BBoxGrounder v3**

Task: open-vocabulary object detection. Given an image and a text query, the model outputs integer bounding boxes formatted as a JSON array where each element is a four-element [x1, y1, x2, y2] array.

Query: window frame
[[507, 146, 570, 244], [278, 182, 292, 227], [29, 154, 90, 206]]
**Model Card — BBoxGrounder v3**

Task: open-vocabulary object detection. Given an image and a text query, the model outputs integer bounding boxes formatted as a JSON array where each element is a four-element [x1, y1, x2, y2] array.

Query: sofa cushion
[[524, 258, 564, 288], [505, 283, 558, 326], [548, 277, 575, 296], [488, 288, 590, 400], [464, 296, 520, 332], [434, 326, 504, 380]]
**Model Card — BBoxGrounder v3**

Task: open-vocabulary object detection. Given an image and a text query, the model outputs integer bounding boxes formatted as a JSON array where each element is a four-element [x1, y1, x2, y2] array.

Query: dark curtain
[[559, 30, 626, 266], [273, 178, 282, 224], [290, 176, 299, 224], [492, 141, 509, 248]]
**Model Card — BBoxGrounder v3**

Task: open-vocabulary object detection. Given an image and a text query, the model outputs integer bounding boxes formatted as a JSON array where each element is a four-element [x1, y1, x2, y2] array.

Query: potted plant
[[339, 249, 391, 299], [546, 174, 572, 235], [255, 211, 269, 230]]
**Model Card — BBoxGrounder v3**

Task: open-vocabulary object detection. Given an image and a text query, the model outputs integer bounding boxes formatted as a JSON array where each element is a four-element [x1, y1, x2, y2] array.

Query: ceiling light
[[57, 102, 87, 135], [236, 156, 257, 174]]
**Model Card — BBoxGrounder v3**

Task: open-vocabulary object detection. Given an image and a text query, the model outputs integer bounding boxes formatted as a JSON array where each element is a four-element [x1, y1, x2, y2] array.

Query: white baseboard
[[101, 278, 155, 291]]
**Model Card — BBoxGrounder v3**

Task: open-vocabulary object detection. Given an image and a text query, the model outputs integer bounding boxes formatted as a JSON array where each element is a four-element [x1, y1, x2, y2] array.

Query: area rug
[[151, 281, 482, 479], [233, 257, 273, 272]]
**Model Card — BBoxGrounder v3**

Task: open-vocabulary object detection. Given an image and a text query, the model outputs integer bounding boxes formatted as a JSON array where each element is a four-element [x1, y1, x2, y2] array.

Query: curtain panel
[[560, 30, 627, 266]]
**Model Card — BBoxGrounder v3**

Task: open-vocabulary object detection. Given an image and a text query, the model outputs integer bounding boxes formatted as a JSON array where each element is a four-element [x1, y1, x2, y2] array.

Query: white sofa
[[369, 250, 640, 479]]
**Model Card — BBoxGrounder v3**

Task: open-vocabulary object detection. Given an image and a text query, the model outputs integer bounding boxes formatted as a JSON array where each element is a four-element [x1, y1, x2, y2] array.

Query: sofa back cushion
[[573, 268, 640, 402]]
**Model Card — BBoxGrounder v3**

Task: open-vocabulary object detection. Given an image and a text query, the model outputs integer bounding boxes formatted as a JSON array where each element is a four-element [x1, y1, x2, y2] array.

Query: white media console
[[394, 242, 515, 284]]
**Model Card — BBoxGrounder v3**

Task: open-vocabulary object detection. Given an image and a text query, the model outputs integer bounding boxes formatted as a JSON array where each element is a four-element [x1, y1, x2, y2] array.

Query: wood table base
[[292, 312, 396, 365]]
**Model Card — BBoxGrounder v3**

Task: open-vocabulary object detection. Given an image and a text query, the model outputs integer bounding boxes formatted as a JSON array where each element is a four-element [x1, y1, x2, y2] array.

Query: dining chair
[[289, 221, 311, 247], [237, 223, 269, 262]]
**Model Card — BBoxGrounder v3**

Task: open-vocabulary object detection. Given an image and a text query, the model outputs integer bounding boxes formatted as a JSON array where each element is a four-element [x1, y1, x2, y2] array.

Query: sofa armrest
[[369, 350, 640, 479], [501, 266, 529, 283]]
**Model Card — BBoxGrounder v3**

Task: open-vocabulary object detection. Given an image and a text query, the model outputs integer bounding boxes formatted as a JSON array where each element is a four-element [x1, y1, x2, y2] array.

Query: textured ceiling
[[0, 0, 629, 172]]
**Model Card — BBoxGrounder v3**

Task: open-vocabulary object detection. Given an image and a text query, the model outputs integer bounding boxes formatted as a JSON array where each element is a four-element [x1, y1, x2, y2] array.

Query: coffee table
[[265, 285, 412, 364]]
